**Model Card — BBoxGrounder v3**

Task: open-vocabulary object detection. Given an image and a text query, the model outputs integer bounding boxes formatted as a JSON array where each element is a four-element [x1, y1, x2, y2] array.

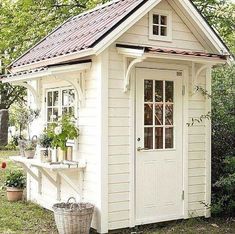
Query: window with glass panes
[[46, 88, 76, 124], [149, 10, 172, 41], [144, 80, 174, 150], [152, 14, 167, 36]]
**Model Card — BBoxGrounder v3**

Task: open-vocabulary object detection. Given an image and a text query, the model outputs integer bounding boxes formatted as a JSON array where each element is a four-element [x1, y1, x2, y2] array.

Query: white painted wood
[[205, 66, 212, 218], [135, 68, 184, 224]]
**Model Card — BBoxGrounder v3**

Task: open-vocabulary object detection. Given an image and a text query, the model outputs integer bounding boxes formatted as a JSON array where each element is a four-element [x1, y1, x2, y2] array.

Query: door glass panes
[[155, 104, 163, 125], [166, 81, 173, 102], [155, 127, 163, 149], [143, 79, 174, 150], [165, 127, 174, 149], [144, 104, 153, 125], [165, 104, 173, 125], [155, 81, 163, 102], [144, 80, 153, 102], [144, 128, 153, 149]]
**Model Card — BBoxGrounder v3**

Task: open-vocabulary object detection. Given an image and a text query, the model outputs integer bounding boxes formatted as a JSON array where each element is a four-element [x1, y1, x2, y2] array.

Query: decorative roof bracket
[[124, 57, 145, 92], [55, 72, 85, 107], [191, 62, 211, 95], [14, 81, 41, 110]]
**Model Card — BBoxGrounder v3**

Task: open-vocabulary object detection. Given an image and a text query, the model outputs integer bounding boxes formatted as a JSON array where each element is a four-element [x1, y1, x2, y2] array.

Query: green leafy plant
[[46, 114, 79, 151], [5, 170, 26, 189], [38, 132, 53, 149]]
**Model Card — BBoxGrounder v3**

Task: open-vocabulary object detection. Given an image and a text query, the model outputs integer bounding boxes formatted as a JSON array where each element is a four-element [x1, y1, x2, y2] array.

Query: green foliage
[[46, 114, 79, 151], [5, 170, 26, 189], [0, 141, 17, 151], [38, 132, 53, 148], [193, 0, 235, 54], [211, 64, 235, 216], [9, 104, 40, 137]]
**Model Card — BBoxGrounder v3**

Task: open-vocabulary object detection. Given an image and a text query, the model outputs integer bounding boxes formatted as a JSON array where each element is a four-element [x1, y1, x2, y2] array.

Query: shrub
[[211, 65, 235, 216]]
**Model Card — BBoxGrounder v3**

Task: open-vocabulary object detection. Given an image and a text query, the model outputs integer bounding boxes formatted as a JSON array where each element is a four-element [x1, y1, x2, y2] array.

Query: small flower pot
[[57, 147, 66, 162], [40, 148, 51, 163], [24, 150, 35, 159], [6, 187, 24, 202]]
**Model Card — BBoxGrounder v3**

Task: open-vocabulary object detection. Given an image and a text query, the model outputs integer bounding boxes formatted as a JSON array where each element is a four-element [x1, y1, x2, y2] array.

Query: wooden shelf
[[10, 156, 86, 202], [10, 156, 86, 171]]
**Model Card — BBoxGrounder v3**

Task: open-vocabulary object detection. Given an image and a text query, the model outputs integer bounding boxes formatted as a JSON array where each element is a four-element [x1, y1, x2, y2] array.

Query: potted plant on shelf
[[38, 132, 53, 162], [47, 114, 79, 162], [5, 170, 26, 202], [24, 138, 37, 159]]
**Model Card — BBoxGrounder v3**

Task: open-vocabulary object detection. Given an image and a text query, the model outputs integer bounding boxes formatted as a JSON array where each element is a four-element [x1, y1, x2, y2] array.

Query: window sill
[[149, 35, 173, 42]]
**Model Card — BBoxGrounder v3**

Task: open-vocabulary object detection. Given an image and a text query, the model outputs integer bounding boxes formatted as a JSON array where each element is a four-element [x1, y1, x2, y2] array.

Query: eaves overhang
[[1, 60, 92, 84], [116, 44, 229, 65]]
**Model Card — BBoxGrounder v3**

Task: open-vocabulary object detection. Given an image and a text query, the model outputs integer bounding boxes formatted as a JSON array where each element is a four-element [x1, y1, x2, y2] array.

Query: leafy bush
[[5, 170, 26, 189], [211, 65, 235, 216]]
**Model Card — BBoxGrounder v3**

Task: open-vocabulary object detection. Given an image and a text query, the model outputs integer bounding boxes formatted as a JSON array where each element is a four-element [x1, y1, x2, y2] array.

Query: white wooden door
[[135, 68, 184, 224]]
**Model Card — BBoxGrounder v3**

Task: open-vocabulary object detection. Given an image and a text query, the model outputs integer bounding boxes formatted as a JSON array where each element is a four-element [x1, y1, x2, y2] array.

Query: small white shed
[[2, 0, 232, 233]]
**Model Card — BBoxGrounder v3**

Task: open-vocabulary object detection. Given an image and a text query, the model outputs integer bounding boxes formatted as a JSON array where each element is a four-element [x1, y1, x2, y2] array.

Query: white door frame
[[129, 61, 189, 227]]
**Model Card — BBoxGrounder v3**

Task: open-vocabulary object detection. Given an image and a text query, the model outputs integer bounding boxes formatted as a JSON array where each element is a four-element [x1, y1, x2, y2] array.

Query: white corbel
[[191, 63, 211, 95], [124, 57, 145, 92], [14, 81, 41, 109], [56, 73, 85, 107]]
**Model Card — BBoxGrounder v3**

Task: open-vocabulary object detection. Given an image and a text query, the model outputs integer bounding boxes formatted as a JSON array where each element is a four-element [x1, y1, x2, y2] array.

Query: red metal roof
[[11, 0, 145, 68], [146, 47, 228, 60], [116, 44, 228, 60]]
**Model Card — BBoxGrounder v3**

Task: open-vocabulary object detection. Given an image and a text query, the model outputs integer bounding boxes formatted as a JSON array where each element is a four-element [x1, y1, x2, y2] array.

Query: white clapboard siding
[[109, 183, 130, 193], [107, 0, 209, 229], [109, 220, 130, 230], [188, 68, 207, 215]]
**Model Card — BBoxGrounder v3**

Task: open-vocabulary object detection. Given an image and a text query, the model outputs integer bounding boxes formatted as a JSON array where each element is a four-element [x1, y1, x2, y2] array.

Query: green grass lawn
[[0, 151, 235, 234], [0, 151, 57, 234]]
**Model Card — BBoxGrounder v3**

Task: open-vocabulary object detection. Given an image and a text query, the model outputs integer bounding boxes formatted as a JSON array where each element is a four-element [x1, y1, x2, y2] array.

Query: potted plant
[[5, 170, 26, 202], [38, 132, 53, 162], [24, 138, 37, 159], [47, 114, 79, 162]]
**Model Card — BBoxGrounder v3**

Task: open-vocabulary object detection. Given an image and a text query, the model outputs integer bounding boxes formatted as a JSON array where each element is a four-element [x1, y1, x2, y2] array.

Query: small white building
[[2, 0, 232, 233]]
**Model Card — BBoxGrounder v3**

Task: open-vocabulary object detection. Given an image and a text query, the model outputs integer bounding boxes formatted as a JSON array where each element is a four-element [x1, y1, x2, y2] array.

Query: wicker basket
[[53, 197, 94, 234]]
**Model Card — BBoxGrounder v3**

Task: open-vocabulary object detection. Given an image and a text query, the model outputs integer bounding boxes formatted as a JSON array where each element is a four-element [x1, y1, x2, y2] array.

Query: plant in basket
[[46, 114, 79, 162], [5, 170, 26, 202]]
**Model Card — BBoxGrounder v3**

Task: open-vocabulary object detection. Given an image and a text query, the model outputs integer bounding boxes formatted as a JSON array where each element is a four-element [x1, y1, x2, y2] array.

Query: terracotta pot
[[6, 187, 24, 202]]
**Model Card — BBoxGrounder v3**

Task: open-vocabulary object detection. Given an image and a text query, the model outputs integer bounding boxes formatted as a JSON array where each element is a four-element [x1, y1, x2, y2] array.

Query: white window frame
[[45, 86, 77, 125], [149, 9, 172, 42]]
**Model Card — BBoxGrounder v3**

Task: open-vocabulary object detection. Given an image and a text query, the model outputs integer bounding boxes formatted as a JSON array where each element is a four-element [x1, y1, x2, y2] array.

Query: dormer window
[[149, 10, 172, 41]]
